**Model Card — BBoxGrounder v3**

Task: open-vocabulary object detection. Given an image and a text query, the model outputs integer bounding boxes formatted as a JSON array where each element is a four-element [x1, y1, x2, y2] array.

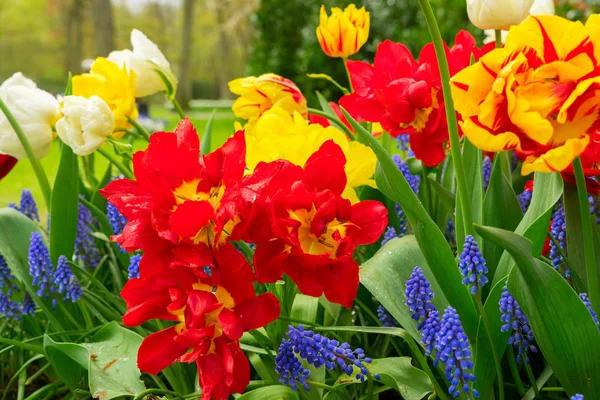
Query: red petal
[[236, 292, 280, 331], [253, 239, 288, 283], [322, 259, 360, 308], [339, 93, 386, 122], [0, 155, 17, 181], [218, 308, 243, 340], [169, 200, 215, 243], [346, 60, 375, 96], [138, 327, 189, 375], [304, 140, 347, 195], [348, 200, 389, 245], [121, 276, 176, 326]]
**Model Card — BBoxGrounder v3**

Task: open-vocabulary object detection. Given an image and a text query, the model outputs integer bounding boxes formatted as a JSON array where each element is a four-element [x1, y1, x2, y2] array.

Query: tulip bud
[[482, 0, 555, 43], [467, 0, 551, 31], [0, 154, 17, 180], [0, 73, 60, 160], [56, 96, 115, 156], [108, 29, 177, 98], [316, 4, 370, 58]]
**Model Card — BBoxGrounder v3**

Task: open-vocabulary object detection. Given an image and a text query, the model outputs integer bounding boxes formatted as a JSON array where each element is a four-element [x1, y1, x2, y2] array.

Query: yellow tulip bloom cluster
[[316, 4, 370, 59]]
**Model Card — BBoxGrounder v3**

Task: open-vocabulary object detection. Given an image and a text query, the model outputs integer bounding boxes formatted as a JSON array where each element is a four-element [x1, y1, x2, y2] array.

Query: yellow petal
[[521, 135, 589, 174]]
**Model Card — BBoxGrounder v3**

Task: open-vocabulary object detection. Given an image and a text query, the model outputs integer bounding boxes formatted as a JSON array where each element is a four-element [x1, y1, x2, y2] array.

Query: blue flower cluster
[[579, 293, 599, 329], [404, 267, 436, 329], [128, 254, 142, 279], [28, 232, 83, 306], [517, 189, 533, 214], [435, 306, 479, 399], [499, 286, 537, 364], [549, 205, 568, 277], [589, 196, 600, 224], [445, 217, 456, 247], [9, 189, 40, 222], [381, 226, 399, 246], [571, 394, 584, 400], [458, 236, 489, 294], [396, 134, 410, 153], [275, 325, 380, 390], [482, 157, 492, 191], [75, 204, 101, 269], [1, 254, 36, 320], [376, 305, 398, 327], [421, 309, 441, 357], [107, 202, 127, 253]]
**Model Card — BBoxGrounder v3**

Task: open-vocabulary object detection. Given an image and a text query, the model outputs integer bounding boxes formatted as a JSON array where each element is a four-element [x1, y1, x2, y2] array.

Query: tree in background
[[91, 0, 115, 57], [177, 0, 195, 110]]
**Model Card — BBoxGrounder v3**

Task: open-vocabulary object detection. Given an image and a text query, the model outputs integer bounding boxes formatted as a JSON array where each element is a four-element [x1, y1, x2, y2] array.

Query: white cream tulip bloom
[[468, 0, 542, 31], [0, 73, 60, 159], [56, 96, 115, 156], [108, 29, 177, 98], [482, 0, 555, 43]]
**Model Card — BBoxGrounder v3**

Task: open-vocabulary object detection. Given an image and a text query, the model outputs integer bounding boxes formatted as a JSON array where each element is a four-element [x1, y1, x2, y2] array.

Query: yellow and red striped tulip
[[316, 4, 370, 59], [451, 15, 600, 175]]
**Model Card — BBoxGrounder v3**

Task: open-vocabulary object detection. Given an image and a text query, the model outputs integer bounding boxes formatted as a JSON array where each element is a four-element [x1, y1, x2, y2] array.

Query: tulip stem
[[171, 98, 186, 120], [0, 97, 51, 209], [127, 117, 150, 141], [572, 156, 600, 311], [495, 30, 503, 48], [476, 291, 505, 400], [343, 58, 354, 92], [416, 0, 473, 239], [97, 147, 134, 180], [307, 108, 355, 138]]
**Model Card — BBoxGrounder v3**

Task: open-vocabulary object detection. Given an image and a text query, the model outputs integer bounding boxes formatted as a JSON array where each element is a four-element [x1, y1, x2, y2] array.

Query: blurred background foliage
[[1, 0, 594, 109]]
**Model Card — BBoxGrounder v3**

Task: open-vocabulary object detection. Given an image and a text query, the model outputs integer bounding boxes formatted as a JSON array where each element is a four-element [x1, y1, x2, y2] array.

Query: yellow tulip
[[316, 4, 370, 59], [245, 106, 376, 203], [72, 57, 138, 134]]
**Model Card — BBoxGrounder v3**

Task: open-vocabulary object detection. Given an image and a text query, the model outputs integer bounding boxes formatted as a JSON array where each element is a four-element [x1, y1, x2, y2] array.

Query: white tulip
[[108, 29, 177, 98], [56, 96, 115, 156], [0, 73, 60, 159], [482, 0, 555, 43], [468, 0, 536, 30]]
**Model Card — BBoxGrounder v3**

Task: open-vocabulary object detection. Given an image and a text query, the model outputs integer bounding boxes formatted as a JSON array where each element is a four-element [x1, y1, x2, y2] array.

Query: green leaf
[[237, 385, 295, 400], [291, 294, 319, 323], [82, 322, 146, 399], [316, 92, 354, 137], [473, 279, 511, 399], [428, 176, 456, 216], [342, 107, 478, 339], [475, 224, 600, 397], [109, 139, 133, 156], [482, 154, 522, 280], [456, 139, 483, 248], [360, 235, 448, 343], [492, 172, 563, 285], [43, 335, 88, 391], [50, 143, 79, 265], [336, 358, 432, 400], [0, 208, 69, 331], [201, 109, 216, 154]]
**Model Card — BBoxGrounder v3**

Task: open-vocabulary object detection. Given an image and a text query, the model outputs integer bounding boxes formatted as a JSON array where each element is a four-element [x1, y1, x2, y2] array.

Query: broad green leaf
[[336, 358, 432, 400], [0, 208, 69, 331], [428, 177, 455, 217], [316, 92, 354, 138], [482, 154, 522, 280], [43, 335, 88, 391], [360, 235, 448, 343], [237, 385, 295, 400], [50, 143, 79, 265], [473, 279, 511, 399], [83, 322, 146, 399], [456, 138, 483, 248], [343, 108, 478, 339], [291, 294, 319, 324], [248, 353, 278, 381], [201, 109, 216, 154], [476, 225, 600, 397], [492, 172, 562, 285]]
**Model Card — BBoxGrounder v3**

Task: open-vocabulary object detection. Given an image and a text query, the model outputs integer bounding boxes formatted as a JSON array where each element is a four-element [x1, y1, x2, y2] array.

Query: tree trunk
[[176, 0, 195, 110], [215, 0, 231, 99], [65, 0, 84, 75], [91, 0, 114, 57]]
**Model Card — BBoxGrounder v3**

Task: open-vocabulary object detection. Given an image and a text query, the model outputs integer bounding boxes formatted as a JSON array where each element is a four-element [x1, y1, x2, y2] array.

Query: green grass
[[0, 106, 235, 214]]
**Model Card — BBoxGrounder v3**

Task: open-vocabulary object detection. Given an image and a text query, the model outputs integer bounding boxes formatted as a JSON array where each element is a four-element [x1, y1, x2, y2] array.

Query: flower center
[[288, 207, 349, 258]]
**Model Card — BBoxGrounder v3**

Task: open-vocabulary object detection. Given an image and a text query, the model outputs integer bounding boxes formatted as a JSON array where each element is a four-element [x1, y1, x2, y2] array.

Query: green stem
[[416, 0, 473, 238], [507, 349, 526, 396], [0, 97, 51, 208], [97, 147, 134, 180], [524, 362, 540, 399], [572, 157, 600, 310], [367, 375, 374, 399], [495, 30, 503, 48], [343, 58, 353, 92], [403, 333, 450, 400], [133, 388, 185, 400], [308, 380, 350, 399], [127, 117, 150, 141], [307, 107, 355, 138], [233, 241, 254, 264], [476, 293, 505, 400], [171, 98, 186, 120]]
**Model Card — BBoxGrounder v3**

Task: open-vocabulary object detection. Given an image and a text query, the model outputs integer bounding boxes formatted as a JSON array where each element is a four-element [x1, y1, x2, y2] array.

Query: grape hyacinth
[[421, 309, 441, 357], [393, 155, 420, 193], [549, 205, 568, 277], [579, 293, 599, 329], [21, 293, 36, 316], [458, 235, 489, 294], [0, 292, 22, 320], [28, 232, 54, 298], [435, 307, 479, 399], [52, 256, 83, 303], [396, 134, 410, 153], [275, 339, 311, 391], [275, 325, 380, 388], [482, 156, 492, 191], [9, 189, 40, 222], [404, 266, 436, 329], [517, 189, 533, 214], [128, 254, 142, 279], [381, 226, 399, 246], [107, 202, 127, 235], [377, 305, 398, 327], [499, 286, 537, 363], [571, 394, 584, 400], [445, 217, 456, 247], [0, 254, 18, 296], [75, 203, 101, 269]]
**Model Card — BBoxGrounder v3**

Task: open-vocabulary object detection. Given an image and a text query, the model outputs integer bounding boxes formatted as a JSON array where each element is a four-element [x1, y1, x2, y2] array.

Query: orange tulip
[[316, 4, 370, 59]]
